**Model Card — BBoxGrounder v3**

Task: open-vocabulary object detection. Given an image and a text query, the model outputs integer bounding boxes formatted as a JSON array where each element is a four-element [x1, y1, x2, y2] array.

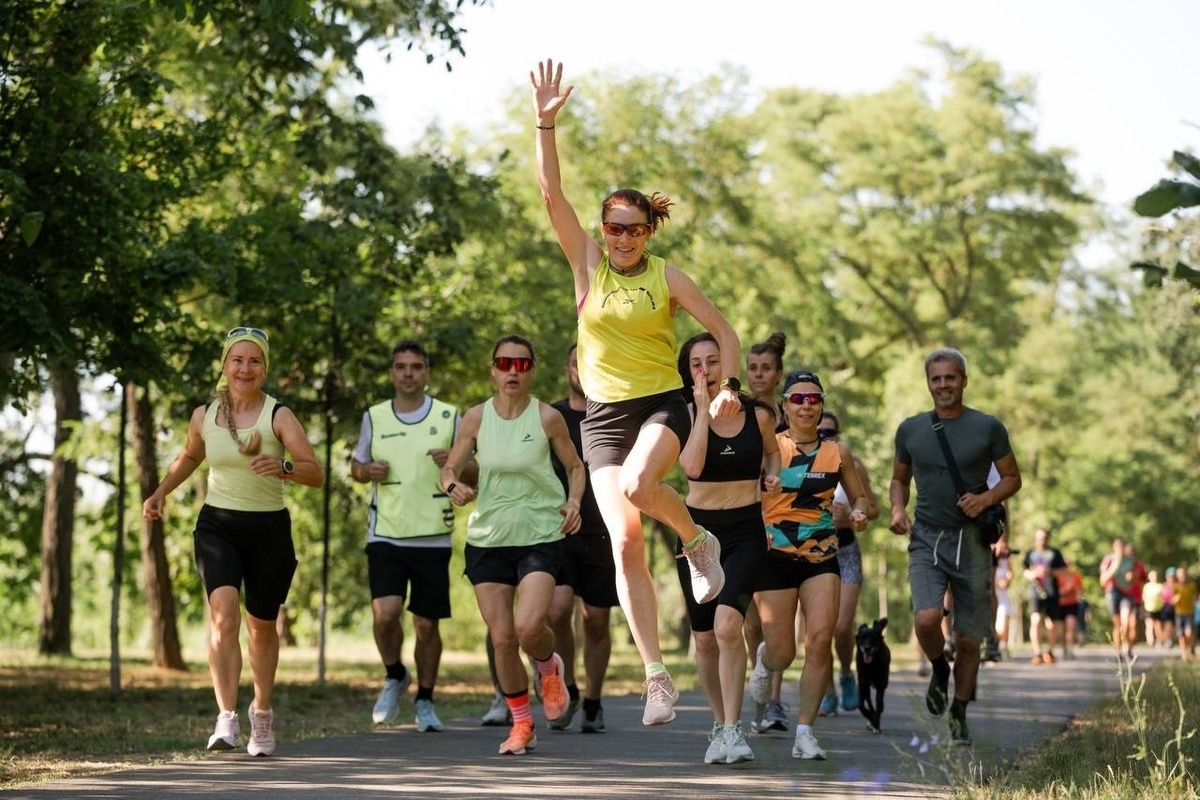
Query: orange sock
[[505, 691, 533, 725]]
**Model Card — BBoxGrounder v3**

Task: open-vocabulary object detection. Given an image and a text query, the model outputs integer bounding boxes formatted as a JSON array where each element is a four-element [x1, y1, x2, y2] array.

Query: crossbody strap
[[930, 410, 968, 497]]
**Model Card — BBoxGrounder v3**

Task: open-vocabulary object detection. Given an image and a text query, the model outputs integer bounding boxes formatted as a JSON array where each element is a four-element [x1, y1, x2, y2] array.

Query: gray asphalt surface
[[5, 646, 1162, 799]]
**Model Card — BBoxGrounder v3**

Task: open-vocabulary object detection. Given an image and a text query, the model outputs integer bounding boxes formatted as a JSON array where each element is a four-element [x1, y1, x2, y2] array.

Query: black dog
[[855, 617, 891, 733]]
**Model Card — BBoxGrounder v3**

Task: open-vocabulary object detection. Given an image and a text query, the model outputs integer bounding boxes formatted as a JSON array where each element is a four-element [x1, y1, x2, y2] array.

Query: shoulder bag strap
[[930, 410, 968, 497]]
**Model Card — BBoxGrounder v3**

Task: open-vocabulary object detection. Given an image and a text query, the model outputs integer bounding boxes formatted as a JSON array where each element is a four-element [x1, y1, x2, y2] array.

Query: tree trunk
[[38, 364, 79, 655], [128, 382, 187, 670]]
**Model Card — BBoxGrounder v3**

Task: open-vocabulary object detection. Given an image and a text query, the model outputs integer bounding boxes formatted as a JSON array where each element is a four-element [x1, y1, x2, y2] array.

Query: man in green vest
[[352, 341, 476, 732]]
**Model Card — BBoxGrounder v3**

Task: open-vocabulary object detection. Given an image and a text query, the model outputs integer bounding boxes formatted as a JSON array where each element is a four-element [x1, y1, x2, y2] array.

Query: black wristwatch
[[720, 377, 741, 392], [280, 459, 294, 477]]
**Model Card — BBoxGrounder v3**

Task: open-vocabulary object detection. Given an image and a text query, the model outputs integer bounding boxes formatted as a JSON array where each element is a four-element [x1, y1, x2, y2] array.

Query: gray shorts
[[907, 520, 993, 639], [837, 538, 863, 586]]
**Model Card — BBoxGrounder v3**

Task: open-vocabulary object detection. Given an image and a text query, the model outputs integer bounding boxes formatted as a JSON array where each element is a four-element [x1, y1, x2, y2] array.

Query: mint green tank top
[[466, 398, 565, 548]]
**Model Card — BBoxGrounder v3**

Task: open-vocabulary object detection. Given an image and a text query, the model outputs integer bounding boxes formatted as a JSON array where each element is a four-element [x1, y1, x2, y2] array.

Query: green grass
[[953, 658, 1200, 799]]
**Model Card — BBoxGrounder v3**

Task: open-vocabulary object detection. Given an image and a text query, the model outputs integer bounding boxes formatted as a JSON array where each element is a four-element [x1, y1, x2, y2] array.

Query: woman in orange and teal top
[[440, 335, 586, 756], [142, 326, 323, 758], [748, 370, 871, 762], [532, 58, 743, 726]]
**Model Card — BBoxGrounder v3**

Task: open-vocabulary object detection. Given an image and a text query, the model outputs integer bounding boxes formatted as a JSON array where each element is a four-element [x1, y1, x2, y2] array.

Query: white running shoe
[[704, 724, 726, 764], [246, 706, 275, 757], [684, 529, 725, 604], [481, 691, 512, 726], [749, 642, 772, 704], [792, 729, 827, 760], [206, 710, 242, 751], [371, 676, 408, 725], [414, 698, 443, 732], [750, 701, 765, 734], [724, 722, 756, 764], [641, 672, 680, 726]]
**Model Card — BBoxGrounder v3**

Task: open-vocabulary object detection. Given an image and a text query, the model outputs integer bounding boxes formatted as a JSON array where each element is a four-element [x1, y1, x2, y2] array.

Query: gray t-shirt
[[894, 407, 1012, 530]]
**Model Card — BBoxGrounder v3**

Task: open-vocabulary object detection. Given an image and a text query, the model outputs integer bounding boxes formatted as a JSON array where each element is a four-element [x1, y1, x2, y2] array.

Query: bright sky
[[360, 0, 1199, 211]]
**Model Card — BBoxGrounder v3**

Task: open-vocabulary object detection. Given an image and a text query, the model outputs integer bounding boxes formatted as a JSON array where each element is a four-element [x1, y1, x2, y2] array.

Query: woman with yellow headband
[[143, 326, 323, 757]]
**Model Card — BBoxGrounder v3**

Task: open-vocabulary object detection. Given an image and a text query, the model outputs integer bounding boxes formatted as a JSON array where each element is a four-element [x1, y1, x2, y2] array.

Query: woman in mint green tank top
[[440, 335, 586, 755]]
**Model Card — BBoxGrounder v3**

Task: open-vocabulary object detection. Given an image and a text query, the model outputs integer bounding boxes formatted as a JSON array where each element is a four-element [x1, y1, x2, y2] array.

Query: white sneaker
[[246, 706, 275, 757], [792, 729, 827, 760], [481, 691, 512, 726], [414, 698, 443, 732], [749, 642, 773, 704], [704, 724, 726, 764], [206, 710, 242, 751], [750, 701, 765, 734], [641, 672, 680, 726], [684, 529, 725, 604], [371, 676, 408, 724], [724, 722, 755, 764]]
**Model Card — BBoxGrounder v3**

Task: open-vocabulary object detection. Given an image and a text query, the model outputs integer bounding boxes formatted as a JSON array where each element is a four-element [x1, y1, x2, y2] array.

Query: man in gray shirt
[[888, 348, 1021, 746]]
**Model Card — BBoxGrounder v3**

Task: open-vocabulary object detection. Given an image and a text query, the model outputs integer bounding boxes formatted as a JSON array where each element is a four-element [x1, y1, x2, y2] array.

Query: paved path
[[5, 646, 1163, 799]]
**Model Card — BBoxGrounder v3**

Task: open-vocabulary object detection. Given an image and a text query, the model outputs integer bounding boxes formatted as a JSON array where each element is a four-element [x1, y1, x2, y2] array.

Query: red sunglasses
[[602, 221, 652, 239], [493, 356, 534, 373], [785, 392, 824, 406]]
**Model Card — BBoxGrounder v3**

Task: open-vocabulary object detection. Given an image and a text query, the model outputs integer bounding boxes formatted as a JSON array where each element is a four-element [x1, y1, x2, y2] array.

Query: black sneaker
[[949, 702, 971, 746], [925, 668, 949, 717]]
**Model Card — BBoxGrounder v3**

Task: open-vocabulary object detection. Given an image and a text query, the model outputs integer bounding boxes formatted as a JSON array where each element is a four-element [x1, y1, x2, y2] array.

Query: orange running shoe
[[1042, 651, 1056, 664], [540, 653, 568, 722], [498, 720, 537, 755]]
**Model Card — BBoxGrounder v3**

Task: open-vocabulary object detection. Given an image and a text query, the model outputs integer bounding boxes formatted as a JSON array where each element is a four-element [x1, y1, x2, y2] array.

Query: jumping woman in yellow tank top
[[532, 58, 744, 726]]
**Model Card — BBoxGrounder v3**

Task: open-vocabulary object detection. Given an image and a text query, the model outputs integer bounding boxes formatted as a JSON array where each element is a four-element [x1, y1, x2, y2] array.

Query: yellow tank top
[[203, 397, 286, 512], [577, 253, 681, 403]]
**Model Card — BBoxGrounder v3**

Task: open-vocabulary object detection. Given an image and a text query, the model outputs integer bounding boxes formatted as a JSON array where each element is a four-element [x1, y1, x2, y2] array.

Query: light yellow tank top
[[577, 253, 681, 403], [203, 396, 286, 511]]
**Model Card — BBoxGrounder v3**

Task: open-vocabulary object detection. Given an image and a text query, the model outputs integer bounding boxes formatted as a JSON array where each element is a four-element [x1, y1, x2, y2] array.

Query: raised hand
[[692, 367, 710, 415], [530, 58, 574, 123]]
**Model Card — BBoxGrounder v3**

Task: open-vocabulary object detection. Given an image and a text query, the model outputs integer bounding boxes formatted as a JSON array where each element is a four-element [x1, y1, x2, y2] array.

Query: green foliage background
[[3, 4, 1198, 658]]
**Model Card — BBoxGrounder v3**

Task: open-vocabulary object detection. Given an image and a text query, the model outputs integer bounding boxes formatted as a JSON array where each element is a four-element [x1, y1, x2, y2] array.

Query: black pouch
[[976, 503, 1007, 546]]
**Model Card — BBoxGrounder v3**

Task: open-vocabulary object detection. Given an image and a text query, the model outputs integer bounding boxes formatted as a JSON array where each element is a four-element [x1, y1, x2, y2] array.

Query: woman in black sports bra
[[673, 333, 781, 765]]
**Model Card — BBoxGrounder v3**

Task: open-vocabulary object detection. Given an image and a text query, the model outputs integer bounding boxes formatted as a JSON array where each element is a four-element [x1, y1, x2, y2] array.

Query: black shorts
[[675, 504, 768, 631], [1033, 595, 1064, 621], [194, 505, 297, 621], [365, 542, 452, 620], [582, 389, 690, 469], [464, 541, 562, 587], [557, 532, 619, 608], [757, 549, 840, 592], [1058, 602, 1081, 620]]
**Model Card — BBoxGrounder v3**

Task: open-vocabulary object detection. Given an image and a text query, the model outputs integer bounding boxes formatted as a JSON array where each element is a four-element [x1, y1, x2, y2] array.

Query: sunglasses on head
[[786, 392, 824, 406], [226, 326, 269, 342], [601, 221, 652, 239], [493, 356, 534, 373]]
